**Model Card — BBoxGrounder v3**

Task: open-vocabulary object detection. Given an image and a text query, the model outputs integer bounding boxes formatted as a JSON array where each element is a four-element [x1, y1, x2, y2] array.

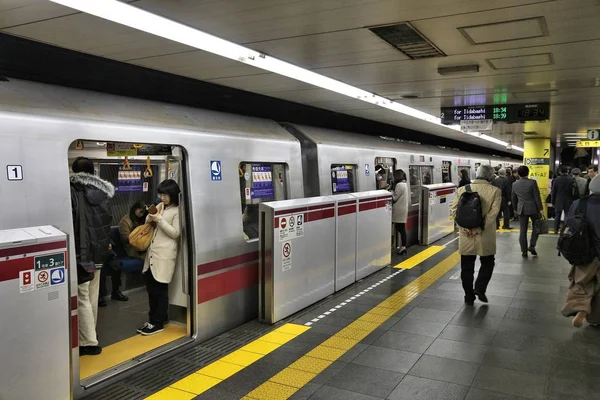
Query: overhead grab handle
[[144, 156, 153, 178], [122, 156, 132, 170]]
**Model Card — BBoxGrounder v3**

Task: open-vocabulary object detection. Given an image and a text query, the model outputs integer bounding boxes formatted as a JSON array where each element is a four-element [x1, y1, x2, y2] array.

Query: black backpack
[[455, 185, 484, 229], [557, 197, 596, 265]]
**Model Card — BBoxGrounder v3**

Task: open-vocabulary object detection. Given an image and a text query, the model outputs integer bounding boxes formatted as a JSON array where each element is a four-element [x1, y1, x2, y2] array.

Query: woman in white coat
[[392, 169, 409, 255], [138, 179, 181, 336]]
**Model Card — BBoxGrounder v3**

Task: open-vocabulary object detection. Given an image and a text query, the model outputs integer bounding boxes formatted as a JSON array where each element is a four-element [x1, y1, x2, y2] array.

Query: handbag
[[534, 216, 549, 235], [76, 191, 97, 285], [129, 223, 155, 252]]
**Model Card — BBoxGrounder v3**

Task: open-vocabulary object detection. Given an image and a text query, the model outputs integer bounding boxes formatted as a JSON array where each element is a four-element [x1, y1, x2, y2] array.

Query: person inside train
[[458, 169, 471, 188], [70, 156, 114, 356], [375, 164, 390, 190], [243, 204, 260, 240], [139, 179, 181, 336], [98, 201, 147, 307], [392, 169, 409, 255]]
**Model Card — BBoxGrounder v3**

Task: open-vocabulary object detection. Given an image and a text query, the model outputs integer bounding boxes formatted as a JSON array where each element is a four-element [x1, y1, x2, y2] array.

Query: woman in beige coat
[[138, 179, 181, 336], [450, 165, 502, 305]]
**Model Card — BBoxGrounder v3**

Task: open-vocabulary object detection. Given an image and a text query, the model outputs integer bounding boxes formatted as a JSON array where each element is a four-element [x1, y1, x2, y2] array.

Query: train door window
[[68, 140, 193, 383], [474, 163, 481, 179], [441, 161, 452, 183], [239, 162, 288, 242], [409, 165, 421, 205], [459, 166, 471, 184], [331, 164, 356, 194], [421, 166, 434, 185], [374, 157, 396, 189]]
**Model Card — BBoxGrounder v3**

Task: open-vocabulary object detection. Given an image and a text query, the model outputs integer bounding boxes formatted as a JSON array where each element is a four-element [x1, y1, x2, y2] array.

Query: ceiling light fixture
[[49, 0, 521, 153], [437, 64, 480, 76]]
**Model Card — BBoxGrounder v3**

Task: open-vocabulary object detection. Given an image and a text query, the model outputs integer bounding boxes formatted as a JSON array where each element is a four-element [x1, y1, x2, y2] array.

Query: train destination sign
[[441, 103, 550, 125]]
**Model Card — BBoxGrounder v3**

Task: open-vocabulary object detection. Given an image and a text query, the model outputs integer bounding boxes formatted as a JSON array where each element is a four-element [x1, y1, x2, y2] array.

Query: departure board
[[440, 103, 549, 125]]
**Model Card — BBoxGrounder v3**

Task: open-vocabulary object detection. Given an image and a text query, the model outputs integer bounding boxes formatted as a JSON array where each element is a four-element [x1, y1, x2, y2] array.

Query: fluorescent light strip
[[50, 0, 521, 153]]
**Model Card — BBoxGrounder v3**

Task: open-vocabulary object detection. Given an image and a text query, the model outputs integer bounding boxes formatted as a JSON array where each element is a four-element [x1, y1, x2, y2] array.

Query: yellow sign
[[576, 140, 600, 148], [523, 138, 550, 217]]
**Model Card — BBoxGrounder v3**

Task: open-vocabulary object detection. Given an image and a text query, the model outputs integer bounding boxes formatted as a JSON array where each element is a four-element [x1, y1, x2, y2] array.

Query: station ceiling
[[2, 0, 599, 153]]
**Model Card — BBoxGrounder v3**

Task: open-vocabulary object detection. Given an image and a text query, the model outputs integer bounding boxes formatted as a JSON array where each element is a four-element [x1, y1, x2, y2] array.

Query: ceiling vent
[[369, 23, 446, 60]]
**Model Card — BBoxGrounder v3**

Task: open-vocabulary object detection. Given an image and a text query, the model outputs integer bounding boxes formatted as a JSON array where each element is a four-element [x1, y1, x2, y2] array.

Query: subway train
[[0, 79, 520, 397]]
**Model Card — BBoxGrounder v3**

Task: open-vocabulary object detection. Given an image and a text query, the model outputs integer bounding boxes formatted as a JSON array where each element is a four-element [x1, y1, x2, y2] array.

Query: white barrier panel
[[330, 194, 357, 291], [0, 226, 70, 400], [353, 191, 393, 280], [420, 183, 457, 245]]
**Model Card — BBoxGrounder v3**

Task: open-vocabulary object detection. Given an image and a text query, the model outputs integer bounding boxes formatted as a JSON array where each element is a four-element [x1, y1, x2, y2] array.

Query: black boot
[[111, 290, 129, 302], [98, 297, 107, 307]]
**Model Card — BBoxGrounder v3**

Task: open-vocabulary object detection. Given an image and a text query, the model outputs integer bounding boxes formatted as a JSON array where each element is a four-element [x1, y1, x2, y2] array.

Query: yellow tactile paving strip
[[497, 228, 557, 234], [393, 245, 445, 269], [144, 323, 310, 399], [244, 250, 460, 400]]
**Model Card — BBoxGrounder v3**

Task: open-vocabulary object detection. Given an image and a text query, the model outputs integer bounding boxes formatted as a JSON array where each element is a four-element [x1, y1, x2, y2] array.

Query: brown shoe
[[573, 311, 587, 328]]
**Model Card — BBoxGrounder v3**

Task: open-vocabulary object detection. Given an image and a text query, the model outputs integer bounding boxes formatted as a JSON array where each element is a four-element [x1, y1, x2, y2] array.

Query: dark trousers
[[461, 255, 495, 299], [496, 200, 511, 229], [554, 201, 572, 232], [519, 214, 540, 253], [395, 223, 407, 247], [146, 270, 169, 327], [99, 266, 122, 297]]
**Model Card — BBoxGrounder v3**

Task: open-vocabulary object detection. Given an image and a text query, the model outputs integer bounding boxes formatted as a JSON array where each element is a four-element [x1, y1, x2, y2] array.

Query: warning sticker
[[35, 269, 50, 290], [19, 270, 34, 293], [278, 213, 305, 242], [282, 242, 292, 272]]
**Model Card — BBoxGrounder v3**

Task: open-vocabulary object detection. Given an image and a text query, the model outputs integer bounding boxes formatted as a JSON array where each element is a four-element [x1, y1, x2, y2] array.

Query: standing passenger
[[492, 168, 512, 230], [70, 157, 114, 356], [561, 175, 600, 328], [139, 179, 181, 336], [572, 168, 588, 198], [512, 166, 543, 258], [585, 165, 599, 196], [392, 169, 409, 255], [552, 166, 579, 233], [450, 165, 501, 305], [458, 169, 471, 188]]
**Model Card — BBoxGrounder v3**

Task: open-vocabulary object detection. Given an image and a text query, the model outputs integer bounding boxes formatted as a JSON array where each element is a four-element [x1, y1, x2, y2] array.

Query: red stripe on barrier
[[407, 215, 418, 230], [359, 201, 388, 212], [0, 241, 67, 259], [338, 205, 357, 216], [274, 207, 308, 216], [0, 257, 34, 282], [72, 315, 78, 349], [306, 208, 335, 222], [71, 296, 77, 311], [339, 200, 356, 206], [308, 203, 334, 211], [198, 263, 258, 304], [197, 251, 259, 275], [274, 218, 279, 229], [435, 189, 455, 196]]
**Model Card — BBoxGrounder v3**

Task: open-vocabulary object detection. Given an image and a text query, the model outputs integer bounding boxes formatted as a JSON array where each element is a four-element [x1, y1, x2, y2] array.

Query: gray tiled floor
[[290, 234, 600, 400]]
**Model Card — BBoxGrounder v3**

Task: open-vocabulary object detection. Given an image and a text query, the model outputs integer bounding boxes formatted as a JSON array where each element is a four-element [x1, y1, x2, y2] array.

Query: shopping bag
[[129, 223, 154, 252], [534, 217, 549, 235]]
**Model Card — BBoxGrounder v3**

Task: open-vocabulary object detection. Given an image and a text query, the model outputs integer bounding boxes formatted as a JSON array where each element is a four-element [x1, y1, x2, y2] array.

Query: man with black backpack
[[450, 165, 502, 305], [560, 175, 600, 328]]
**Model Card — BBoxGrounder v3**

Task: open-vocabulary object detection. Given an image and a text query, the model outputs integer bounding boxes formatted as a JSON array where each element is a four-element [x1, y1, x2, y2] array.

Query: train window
[[239, 162, 288, 242], [421, 166, 433, 185], [331, 164, 356, 194], [442, 161, 452, 183], [374, 157, 396, 190], [409, 166, 420, 205]]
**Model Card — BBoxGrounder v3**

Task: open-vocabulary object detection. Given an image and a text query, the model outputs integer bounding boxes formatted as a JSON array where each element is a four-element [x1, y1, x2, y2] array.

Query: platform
[[86, 232, 599, 400]]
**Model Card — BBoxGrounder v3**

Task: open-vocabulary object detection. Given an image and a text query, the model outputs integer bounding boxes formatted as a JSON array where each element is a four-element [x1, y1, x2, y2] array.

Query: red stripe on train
[[0, 241, 67, 259], [198, 263, 258, 304]]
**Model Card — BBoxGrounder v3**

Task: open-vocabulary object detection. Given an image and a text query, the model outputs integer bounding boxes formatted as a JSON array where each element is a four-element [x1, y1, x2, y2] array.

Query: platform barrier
[[258, 190, 391, 324], [0, 226, 70, 400], [420, 183, 457, 245]]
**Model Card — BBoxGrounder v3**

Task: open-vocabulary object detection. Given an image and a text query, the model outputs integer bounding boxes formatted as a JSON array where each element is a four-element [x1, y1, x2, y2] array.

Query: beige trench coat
[[143, 205, 180, 284], [450, 179, 502, 256]]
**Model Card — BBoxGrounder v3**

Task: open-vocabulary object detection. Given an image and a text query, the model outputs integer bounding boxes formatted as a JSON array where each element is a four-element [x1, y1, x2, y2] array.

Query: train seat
[[109, 227, 144, 273]]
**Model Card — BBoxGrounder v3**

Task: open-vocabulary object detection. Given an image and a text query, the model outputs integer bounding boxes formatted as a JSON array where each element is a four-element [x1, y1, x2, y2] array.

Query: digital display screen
[[441, 103, 549, 125]]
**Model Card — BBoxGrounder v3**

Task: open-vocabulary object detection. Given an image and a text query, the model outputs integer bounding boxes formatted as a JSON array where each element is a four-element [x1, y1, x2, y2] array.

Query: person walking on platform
[[392, 169, 409, 255], [492, 168, 512, 230], [572, 168, 587, 198], [450, 165, 501, 305], [561, 175, 600, 328], [70, 157, 114, 356], [552, 166, 579, 233], [512, 166, 544, 258]]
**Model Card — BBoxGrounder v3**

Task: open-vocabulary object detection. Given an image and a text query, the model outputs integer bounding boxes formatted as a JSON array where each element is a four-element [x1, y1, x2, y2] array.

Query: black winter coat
[[70, 173, 115, 264], [492, 176, 511, 203], [551, 175, 579, 210]]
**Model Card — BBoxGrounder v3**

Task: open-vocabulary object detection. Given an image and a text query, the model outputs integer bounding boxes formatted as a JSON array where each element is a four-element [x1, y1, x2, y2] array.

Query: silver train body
[[0, 79, 519, 396]]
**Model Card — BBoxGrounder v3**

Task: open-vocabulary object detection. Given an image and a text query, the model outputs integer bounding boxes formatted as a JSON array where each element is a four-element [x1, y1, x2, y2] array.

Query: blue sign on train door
[[365, 164, 370, 176], [210, 161, 222, 181]]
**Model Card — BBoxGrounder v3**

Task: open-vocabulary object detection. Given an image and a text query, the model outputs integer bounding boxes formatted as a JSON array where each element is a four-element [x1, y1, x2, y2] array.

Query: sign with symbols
[[278, 214, 305, 242], [576, 140, 600, 148], [6, 165, 23, 181], [250, 165, 274, 199], [19, 270, 34, 293], [588, 130, 600, 140], [282, 242, 292, 272], [365, 164, 370, 176], [210, 160, 222, 181], [50, 267, 66, 286], [35, 269, 50, 290], [525, 158, 550, 166], [460, 119, 493, 132], [35, 253, 65, 270]]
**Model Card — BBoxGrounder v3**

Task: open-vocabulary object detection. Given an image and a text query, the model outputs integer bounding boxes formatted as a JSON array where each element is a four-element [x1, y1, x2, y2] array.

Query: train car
[[0, 78, 520, 397]]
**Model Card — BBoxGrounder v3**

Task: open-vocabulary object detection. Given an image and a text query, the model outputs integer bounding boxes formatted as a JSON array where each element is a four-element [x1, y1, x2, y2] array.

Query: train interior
[[68, 140, 193, 383]]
